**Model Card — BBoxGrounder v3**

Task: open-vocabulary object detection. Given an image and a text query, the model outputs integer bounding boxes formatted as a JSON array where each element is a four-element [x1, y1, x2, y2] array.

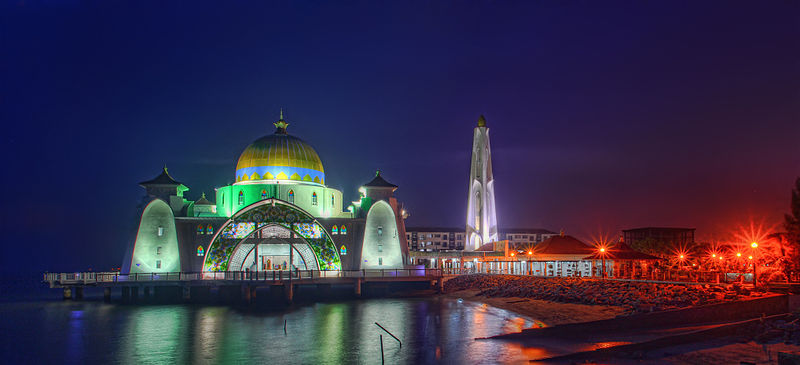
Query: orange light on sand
[[528, 251, 532, 255], [736, 252, 742, 257], [679, 254, 685, 259], [712, 253, 716, 258], [719, 256, 724, 260], [599, 248, 606, 253], [510, 253, 515, 257], [748, 256, 753, 260], [751, 242, 758, 249]]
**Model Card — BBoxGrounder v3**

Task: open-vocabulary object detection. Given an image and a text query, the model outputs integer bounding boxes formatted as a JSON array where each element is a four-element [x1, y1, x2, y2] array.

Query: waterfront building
[[466, 115, 498, 251], [406, 227, 557, 252], [123, 113, 410, 274]]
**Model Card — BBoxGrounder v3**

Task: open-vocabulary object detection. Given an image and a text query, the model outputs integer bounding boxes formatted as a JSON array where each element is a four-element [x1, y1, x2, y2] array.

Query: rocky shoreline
[[444, 274, 766, 314]]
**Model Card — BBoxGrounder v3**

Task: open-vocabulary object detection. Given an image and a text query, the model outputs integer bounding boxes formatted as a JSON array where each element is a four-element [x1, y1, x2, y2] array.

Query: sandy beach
[[442, 288, 626, 326]]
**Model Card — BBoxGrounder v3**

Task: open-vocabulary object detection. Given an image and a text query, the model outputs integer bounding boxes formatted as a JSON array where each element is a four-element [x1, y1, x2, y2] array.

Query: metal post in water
[[374, 322, 401, 348], [380, 334, 384, 364], [284, 319, 287, 334]]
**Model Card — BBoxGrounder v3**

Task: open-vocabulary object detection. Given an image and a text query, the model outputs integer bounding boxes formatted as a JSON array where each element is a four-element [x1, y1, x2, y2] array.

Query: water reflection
[[17, 298, 550, 364]]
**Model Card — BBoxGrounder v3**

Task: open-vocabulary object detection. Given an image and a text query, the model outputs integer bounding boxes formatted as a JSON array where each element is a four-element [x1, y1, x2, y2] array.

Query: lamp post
[[599, 247, 606, 279], [751, 242, 759, 287]]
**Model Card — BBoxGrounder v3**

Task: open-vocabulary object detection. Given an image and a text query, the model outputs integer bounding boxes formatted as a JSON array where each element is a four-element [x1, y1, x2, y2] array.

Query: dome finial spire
[[477, 115, 487, 127], [273, 109, 289, 134]]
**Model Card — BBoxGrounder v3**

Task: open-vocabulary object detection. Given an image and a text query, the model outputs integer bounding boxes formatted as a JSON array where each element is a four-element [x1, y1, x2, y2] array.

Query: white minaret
[[466, 115, 498, 251]]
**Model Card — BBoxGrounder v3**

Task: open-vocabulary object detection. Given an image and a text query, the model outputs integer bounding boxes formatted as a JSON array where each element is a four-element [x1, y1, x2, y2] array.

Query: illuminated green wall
[[213, 182, 347, 219], [360, 200, 403, 269], [130, 199, 181, 273]]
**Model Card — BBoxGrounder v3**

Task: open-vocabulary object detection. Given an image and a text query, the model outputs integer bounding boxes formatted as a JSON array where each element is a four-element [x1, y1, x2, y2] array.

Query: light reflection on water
[[0, 298, 557, 364]]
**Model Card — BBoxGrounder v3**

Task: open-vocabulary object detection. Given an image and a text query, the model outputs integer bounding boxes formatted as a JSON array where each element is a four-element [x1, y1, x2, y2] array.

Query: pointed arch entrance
[[202, 199, 341, 272]]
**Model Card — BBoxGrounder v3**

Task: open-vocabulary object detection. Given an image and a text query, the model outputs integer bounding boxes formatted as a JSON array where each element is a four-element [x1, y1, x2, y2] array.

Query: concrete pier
[[355, 278, 362, 297], [131, 286, 139, 303], [285, 283, 294, 303]]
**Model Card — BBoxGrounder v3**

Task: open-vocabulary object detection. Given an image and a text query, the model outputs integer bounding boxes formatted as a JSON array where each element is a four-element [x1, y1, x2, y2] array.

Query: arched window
[[312, 192, 318, 206], [288, 190, 294, 204], [197, 245, 205, 256], [341, 225, 347, 235], [340, 245, 347, 255], [331, 195, 335, 207], [261, 189, 267, 200], [332, 225, 338, 235], [197, 224, 204, 235], [206, 224, 214, 235], [238, 191, 244, 206]]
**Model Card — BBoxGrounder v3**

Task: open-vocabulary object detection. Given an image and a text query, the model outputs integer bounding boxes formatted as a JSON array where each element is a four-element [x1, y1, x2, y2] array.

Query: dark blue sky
[[2, 1, 798, 273]]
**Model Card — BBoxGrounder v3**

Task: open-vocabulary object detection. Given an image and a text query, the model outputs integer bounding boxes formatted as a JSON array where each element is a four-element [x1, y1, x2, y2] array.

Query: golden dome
[[235, 118, 325, 185]]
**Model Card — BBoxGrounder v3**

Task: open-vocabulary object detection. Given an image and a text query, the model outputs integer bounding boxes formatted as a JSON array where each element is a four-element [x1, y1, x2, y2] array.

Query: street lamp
[[599, 247, 607, 279], [751, 242, 759, 287]]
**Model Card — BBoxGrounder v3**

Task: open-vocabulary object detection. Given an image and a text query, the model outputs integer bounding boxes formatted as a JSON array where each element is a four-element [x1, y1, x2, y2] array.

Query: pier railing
[[43, 268, 445, 285]]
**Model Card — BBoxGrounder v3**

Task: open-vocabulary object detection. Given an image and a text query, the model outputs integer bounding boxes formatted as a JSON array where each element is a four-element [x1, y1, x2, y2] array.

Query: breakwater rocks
[[445, 275, 763, 314]]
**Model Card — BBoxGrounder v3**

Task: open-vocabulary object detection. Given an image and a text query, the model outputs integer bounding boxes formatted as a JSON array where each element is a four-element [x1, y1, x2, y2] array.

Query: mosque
[[123, 113, 410, 275]]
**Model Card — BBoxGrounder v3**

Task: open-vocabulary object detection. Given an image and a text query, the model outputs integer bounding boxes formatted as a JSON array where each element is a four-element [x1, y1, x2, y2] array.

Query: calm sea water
[[0, 286, 552, 364]]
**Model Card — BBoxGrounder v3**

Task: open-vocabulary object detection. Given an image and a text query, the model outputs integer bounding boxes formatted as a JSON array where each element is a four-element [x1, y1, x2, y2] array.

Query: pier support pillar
[[250, 286, 257, 301], [63, 287, 72, 300], [182, 286, 191, 302], [242, 285, 252, 305], [122, 287, 130, 302], [131, 286, 139, 303], [285, 283, 294, 303], [144, 286, 151, 301], [437, 279, 444, 293], [104, 287, 112, 302], [354, 279, 362, 297], [74, 287, 84, 300]]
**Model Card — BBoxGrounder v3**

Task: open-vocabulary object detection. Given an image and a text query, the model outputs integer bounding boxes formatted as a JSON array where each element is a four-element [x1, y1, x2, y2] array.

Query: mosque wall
[[360, 200, 404, 269], [129, 199, 181, 274], [214, 183, 347, 218]]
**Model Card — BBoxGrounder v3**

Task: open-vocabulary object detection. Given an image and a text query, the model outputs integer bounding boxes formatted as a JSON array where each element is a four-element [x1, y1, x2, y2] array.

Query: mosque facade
[[123, 114, 409, 275]]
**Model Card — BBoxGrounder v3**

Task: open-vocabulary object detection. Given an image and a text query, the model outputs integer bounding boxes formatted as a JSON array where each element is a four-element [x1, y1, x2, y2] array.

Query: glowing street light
[[748, 255, 753, 260], [736, 252, 742, 257]]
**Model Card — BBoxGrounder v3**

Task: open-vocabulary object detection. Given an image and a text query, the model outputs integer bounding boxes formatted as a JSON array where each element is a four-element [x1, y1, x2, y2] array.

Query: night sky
[[2, 1, 798, 273]]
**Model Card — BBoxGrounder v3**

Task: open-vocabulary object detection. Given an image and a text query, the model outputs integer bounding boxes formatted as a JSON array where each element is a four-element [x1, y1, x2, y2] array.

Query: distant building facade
[[622, 227, 696, 247], [406, 227, 557, 252]]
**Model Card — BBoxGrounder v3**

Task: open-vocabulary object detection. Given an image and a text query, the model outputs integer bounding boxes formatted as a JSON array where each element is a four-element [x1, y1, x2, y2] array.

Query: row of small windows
[[235, 190, 335, 207], [331, 225, 347, 235], [196, 224, 215, 235]]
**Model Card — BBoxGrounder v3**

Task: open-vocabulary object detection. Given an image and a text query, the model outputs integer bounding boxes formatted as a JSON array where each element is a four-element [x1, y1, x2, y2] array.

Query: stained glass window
[[197, 246, 205, 256], [206, 224, 213, 235], [238, 191, 244, 206], [312, 192, 318, 206], [220, 222, 256, 238], [197, 224, 204, 235], [234, 222, 256, 238], [288, 190, 294, 204], [341, 225, 347, 235], [293, 223, 322, 239], [340, 245, 347, 255], [332, 225, 338, 235], [261, 189, 267, 200]]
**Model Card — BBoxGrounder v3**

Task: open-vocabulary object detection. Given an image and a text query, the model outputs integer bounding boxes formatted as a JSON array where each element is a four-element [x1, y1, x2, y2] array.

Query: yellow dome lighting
[[235, 114, 325, 185]]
